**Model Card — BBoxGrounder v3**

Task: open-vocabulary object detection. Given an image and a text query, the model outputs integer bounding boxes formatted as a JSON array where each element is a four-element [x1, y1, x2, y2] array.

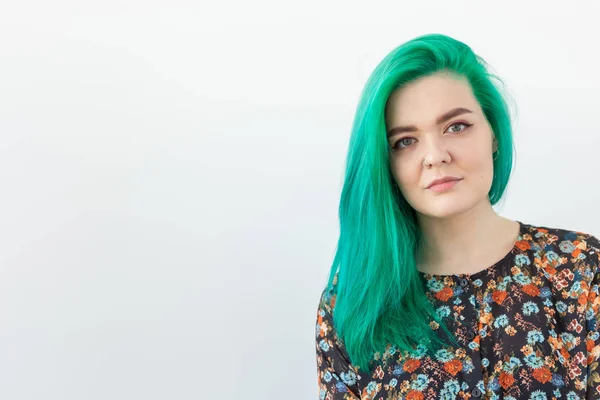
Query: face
[[385, 71, 498, 219]]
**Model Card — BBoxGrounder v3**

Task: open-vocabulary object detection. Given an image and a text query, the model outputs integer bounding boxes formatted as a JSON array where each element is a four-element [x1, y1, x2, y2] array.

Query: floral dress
[[315, 221, 600, 399]]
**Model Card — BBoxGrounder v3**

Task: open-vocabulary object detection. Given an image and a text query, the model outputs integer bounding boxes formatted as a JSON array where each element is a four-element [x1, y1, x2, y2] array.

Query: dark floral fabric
[[316, 221, 600, 399]]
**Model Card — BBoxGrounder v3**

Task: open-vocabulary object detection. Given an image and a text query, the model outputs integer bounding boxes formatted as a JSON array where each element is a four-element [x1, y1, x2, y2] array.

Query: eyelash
[[391, 122, 473, 150]]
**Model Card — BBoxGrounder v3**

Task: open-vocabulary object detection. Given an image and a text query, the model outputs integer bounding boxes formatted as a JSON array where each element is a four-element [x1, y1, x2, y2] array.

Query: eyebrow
[[386, 107, 473, 138]]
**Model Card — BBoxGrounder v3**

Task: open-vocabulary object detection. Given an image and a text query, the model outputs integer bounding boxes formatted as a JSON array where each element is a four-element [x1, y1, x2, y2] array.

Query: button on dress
[[315, 221, 600, 399]]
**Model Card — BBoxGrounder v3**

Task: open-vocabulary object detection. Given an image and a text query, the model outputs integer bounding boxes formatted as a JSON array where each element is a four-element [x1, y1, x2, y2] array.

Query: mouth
[[427, 178, 463, 192]]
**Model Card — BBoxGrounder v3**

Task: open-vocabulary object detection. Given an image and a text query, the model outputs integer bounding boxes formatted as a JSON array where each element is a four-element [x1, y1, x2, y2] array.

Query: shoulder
[[519, 221, 600, 287], [520, 221, 599, 261]]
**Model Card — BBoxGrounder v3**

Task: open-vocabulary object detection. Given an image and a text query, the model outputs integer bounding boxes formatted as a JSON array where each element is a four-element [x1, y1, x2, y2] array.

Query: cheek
[[391, 160, 421, 197], [391, 158, 418, 185], [470, 154, 495, 187]]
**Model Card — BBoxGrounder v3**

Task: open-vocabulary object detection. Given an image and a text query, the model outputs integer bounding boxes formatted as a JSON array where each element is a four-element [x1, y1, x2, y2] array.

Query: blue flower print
[[468, 341, 479, 350], [551, 373, 564, 387], [493, 314, 509, 328], [393, 364, 404, 376], [509, 357, 522, 369], [515, 254, 531, 266], [560, 332, 575, 347], [488, 376, 500, 391], [335, 382, 348, 393], [523, 354, 543, 368], [469, 294, 476, 306], [566, 391, 579, 400], [411, 374, 429, 391], [437, 305, 451, 319], [366, 381, 378, 394], [527, 330, 544, 345], [340, 370, 356, 386], [529, 389, 547, 400], [514, 274, 532, 285], [546, 251, 561, 264], [556, 301, 567, 314], [440, 379, 460, 399], [427, 278, 444, 292], [559, 240, 576, 253], [463, 359, 474, 373], [565, 231, 577, 240], [540, 287, 551, 298], [522, 301, 539, 316], [435, 349, 454, 362], [319, 340, 330, 352]]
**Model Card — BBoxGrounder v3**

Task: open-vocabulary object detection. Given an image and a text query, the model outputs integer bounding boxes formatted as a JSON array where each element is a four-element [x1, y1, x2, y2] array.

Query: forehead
[[385, 72, 480, 124]]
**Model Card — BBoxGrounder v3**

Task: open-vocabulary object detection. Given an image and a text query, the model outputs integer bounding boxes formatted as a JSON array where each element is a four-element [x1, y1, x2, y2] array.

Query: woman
[[315, 33, 600, 400]]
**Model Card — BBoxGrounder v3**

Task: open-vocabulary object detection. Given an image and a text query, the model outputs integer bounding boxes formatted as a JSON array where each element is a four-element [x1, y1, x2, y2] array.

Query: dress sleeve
[[584, 234, 600, 398], [315, 286, 361, 399]]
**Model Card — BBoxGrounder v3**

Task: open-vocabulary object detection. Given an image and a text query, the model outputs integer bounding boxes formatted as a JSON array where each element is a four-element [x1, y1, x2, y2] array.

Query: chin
[[413, 194, 482, 219]]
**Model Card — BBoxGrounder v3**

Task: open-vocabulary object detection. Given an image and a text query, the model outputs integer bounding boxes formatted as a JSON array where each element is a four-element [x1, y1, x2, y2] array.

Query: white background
[[0, 1, 599, 399]]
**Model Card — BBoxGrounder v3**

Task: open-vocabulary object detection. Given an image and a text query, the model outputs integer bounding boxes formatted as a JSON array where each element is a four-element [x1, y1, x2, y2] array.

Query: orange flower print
[[521, 344, 533, 356], [533, 367, 552, 383], [515, 240, 531, 251], [544, 265, 557, 275], [406, 390, 424, 400], [499, 372, 515, 389], [443, 359, 463, 376], [435, 287, 453, 301], [403, 358, 421, 373], [492, 290, 508, 304], [522, 284, 540, 297], [587, 339, 595, 352]]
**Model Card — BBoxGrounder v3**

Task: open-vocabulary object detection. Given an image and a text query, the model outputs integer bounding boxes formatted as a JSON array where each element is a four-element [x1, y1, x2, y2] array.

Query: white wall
[[0, 1, 599, 399]]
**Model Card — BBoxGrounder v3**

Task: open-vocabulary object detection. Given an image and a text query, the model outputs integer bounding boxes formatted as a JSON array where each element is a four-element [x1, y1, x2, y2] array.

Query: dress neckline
[[418, 220, 526, 281]]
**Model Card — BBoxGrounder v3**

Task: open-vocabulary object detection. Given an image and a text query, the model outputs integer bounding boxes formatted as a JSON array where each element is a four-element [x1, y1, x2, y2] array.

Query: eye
[[446, 122, 472, 133], [392, 137, 416, 150]]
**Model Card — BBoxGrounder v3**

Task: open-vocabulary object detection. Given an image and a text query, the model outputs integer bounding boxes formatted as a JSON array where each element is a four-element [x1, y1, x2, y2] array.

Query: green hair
[[326, 33, 516, 373]]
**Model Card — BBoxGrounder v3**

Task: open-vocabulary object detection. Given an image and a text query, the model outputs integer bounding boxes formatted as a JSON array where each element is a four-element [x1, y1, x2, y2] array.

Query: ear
[[492, 137, 498, 152]]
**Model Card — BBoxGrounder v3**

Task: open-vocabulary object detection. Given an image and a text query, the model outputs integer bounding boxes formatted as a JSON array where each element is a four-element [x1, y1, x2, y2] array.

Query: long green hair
[[326, 33, 516, 373]]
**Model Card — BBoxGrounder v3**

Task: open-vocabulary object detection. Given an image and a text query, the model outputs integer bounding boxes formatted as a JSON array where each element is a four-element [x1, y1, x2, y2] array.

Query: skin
[[385, 71, 520, 276]]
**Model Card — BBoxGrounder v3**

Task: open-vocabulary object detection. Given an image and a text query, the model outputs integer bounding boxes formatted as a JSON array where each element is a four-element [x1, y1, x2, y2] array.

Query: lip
[[427, 176, 463, 190]]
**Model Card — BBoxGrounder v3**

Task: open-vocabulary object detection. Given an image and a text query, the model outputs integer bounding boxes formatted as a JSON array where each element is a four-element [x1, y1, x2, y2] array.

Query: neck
[[415, 201, 518, 275]]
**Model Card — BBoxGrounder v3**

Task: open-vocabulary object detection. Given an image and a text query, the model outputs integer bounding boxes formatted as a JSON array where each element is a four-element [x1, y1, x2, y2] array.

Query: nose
[[422, 137, 451, 167]]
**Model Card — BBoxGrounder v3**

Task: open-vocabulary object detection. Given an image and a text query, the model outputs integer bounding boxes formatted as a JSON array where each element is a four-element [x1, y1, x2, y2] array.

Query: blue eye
[[394, 137, 416, 150], [447, 122, 472, 133]]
